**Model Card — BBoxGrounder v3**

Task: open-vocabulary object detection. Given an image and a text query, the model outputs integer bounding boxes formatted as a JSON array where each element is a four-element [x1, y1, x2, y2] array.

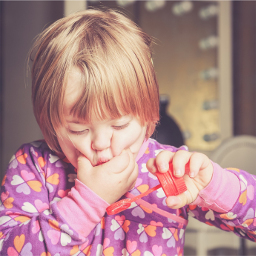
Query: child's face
[[56, 68, 147, 168]]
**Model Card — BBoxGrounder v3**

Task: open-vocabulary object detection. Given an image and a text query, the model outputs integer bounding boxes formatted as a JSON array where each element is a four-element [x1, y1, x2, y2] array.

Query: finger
[[112, 150, 138, 190], [104, 150, 130, 174], [171, 150, 192, 177], [154, 150, 175, 173], [188, 152, 207, 178], [166, 190, 192, 209], [77, 154, 93, 181], [128, 162, 139, 190], [123, 150, 138, 179], [146, 158, 157, 174], [77, 154, 93, 172], [117, 149, 138, 189]]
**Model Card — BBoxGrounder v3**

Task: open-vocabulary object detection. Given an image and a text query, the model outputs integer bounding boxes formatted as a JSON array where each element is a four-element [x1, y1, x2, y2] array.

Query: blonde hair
[[30, 9, 159, 153]]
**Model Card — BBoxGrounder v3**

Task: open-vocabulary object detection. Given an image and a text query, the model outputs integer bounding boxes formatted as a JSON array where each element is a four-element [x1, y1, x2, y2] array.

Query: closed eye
[[112, 123, 129, 130], [68, 129, 88, 135]]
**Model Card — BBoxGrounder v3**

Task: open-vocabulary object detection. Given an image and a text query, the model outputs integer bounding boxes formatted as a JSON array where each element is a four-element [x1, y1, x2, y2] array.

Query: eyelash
[[69, 129, 88, 135], [68, 123, 129, 135], [113, 123, 129, 130]]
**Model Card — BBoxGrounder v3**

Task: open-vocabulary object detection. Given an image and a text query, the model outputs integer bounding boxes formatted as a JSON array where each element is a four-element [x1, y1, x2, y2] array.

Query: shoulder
[[12, 140, 53, 160], [4, 140, 72, 185], [7, 140, 59, 171]]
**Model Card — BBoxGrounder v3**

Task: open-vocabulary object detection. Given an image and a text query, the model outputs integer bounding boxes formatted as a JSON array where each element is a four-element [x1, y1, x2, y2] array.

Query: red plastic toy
[[106, 164, 187, 215], [155, 164, 187, 197]]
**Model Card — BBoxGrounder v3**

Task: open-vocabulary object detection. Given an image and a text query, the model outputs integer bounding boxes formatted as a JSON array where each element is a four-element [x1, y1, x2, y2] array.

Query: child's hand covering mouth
[[76, 149, 138, 204], [95, 148, 135, 167]]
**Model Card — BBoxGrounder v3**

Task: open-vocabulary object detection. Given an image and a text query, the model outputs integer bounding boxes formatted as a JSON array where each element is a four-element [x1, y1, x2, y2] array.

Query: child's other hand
[[146, 150, 213, 209], [77, 149, 138, 204]]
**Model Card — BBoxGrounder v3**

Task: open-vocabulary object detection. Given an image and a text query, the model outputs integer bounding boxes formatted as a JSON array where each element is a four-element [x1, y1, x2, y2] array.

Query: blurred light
[[183, 130, 191, 140], [203, 100, 219, 110], [145, 0, 166, 12], [172, 1, 193, 16], [200, 67, 218, 80], [199, 4, 219, 20], [199, 35, 218, 50], [203, 133, 219, 142], [117, 0, 136, 7], [159, 94, 169, 103]]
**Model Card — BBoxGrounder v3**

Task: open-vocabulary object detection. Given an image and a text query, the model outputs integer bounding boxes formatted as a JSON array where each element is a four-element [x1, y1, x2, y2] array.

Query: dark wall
[[0, 2, 3, 182], [0, 1, 63, 181], [233, 1, 256, 136]]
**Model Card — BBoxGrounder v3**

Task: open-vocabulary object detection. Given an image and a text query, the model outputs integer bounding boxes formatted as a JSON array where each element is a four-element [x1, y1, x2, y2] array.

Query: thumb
[[165, 191, 191, 209], [77, 154, 93, 174]]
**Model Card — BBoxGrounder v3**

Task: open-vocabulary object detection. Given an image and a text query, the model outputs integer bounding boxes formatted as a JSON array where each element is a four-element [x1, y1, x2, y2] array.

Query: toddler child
[[0, 9, 256, 256]]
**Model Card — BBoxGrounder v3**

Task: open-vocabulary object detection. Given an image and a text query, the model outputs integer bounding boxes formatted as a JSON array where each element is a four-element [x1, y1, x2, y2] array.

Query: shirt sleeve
[[0, 142, 107, 255], [189, 163, 256, 242], [191, 162, 240, 213], [57, 179, 109, 238]]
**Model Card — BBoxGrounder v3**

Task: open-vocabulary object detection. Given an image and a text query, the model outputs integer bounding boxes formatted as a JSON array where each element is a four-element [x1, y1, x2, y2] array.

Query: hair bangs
[[68, 58, 140, 123]]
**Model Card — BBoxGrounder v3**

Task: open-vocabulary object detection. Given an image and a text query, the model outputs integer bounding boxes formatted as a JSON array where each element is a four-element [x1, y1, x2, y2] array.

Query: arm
[[56, 179, 109, 238], [189, 164, 256, 241], [0, 142, 107, 255], [146, 149, 256, 242]]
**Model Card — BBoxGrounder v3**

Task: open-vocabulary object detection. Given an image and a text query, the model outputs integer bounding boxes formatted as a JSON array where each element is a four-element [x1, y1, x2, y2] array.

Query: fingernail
[[160, 163, 169, 172], [167, 196, 181, 207], [175, 169, 181, 176], [151, 166, 157, 173], [190, 172, 195, 178]]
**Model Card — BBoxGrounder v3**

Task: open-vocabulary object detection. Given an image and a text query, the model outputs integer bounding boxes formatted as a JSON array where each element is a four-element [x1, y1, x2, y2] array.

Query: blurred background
[[0, 1, 256, 255]]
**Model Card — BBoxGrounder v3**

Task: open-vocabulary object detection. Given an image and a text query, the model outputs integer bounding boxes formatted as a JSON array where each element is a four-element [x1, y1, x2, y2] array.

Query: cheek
[[111, 127, 146, 157], [129, 133, 146, 154], [129, 127, 147, 154], [57, 136, 79, 168]]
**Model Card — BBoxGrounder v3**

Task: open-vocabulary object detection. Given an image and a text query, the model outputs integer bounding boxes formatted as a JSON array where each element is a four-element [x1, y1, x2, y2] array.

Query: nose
[[91, 130, 112, 151]]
